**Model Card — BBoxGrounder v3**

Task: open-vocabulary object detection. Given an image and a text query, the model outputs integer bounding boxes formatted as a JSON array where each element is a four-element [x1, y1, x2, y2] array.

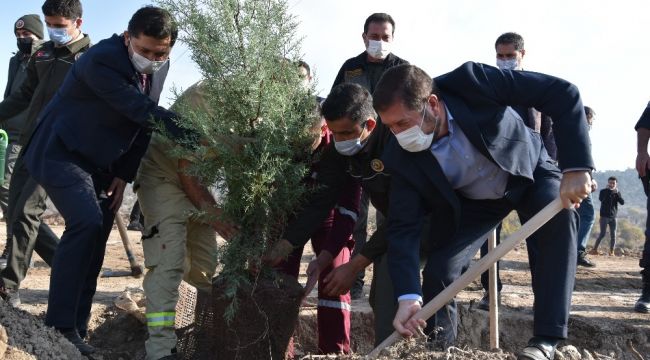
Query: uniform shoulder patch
[[371, 159, 384, 172], [15, 20, 25, 29]]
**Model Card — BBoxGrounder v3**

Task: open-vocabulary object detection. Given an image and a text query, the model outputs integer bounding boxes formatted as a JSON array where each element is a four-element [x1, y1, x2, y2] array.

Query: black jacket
[[0, 37, 91, 146], [332, 51, 408, 92], [599, 188, 624, 218], [2, 51, 31, 139]]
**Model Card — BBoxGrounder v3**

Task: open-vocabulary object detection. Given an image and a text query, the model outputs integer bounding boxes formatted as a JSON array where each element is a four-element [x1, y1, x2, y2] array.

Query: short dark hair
[[322, 83, 376, 124], [584, 106, 595, 119], [373, 64, 439, 112], [128, 6, 178, 47], [41, 0, 83, 19], [297, 60, 310, 76], [363, 13, 395, 35], [495, 32, 524, 51], [608, 176, 617, 182]]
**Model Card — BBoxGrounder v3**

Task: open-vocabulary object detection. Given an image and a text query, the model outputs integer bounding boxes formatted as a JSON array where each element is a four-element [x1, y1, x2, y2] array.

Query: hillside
[[500, 168, 648, 250]]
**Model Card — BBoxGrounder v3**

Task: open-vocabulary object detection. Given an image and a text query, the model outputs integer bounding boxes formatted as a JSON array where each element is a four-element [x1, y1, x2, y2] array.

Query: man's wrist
[[350, 254, 372, 272], [316, 250, 333, 268], [398, 294, 423, 304]]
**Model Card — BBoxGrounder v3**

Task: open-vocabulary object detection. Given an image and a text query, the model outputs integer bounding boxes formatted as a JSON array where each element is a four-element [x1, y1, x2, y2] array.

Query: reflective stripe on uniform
[[318, 299, 351, 311], [146, 311, 176, 327], [336, 206, 358, 222]]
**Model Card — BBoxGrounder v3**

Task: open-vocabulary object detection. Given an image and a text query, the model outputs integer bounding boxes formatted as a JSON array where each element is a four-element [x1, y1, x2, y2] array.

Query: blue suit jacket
[[383, 62, 594, 298], [24, 34, 188, 185]]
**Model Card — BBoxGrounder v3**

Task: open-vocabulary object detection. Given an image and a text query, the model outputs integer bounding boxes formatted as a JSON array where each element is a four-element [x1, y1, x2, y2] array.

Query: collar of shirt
[[60, 32, 89, 53], [428, 103, 509, 200], [430, 103, 455, 150]]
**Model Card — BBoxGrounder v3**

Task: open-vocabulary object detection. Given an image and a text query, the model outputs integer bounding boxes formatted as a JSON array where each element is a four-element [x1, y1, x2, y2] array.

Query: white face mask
[[496, 58, 519, 71], [129, 42, 168, 74], [335, 137, 363, 156], [366, 39, 391, 59], [395, 104, 434, 152], [334, 123, 367, 156]]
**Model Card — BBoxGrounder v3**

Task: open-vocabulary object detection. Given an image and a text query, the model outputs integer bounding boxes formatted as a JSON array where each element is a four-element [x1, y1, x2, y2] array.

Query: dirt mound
[[0, 301, 82, 359]]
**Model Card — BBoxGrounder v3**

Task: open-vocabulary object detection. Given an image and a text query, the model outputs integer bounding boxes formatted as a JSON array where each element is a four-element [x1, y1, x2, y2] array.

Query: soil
[[1, 216, 649, 359], [180, 273, 304, 359], [0, 300, 82, 359]]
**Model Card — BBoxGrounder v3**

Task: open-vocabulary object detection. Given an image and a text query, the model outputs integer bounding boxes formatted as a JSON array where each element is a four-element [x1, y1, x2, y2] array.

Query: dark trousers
[[593, 216, 617, 251], [480, 222, 503, 293], [641, 184, 650, 280], [1, 154, 59, 290], [351, 191, 370, 289], [422, 166, 577, 341], [129, 200, 144, 225], [41, 170, 115, 332], [0, 142, 21, 240]]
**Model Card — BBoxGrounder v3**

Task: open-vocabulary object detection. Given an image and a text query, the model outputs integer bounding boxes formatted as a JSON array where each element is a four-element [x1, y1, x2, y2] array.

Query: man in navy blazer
[[22, 6, 193, 355], [373, 63, 593, 360]]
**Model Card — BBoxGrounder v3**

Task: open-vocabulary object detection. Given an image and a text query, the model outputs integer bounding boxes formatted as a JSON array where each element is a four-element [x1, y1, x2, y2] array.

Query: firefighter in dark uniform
[[268, 83, 446, 346], [331, 12, 409, 300]]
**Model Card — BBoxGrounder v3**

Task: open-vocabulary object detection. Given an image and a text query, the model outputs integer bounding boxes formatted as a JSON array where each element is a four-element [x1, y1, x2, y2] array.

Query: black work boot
[[635, 274, 650, 313], [58, 328, 96, 355]]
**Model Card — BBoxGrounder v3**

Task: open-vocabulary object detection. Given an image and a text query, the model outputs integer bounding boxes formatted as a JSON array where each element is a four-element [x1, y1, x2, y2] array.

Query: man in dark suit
[[22, 6, 193, 356], [373, 63, 593, 360]]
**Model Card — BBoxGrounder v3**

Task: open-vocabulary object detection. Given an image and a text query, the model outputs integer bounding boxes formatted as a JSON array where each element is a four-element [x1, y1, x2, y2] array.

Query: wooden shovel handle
[[367, 198, 564, 359]]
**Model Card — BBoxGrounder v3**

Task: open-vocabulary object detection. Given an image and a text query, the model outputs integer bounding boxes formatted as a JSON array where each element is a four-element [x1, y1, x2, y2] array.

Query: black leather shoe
[[577, 252, 596, 267], [127, 221, 144, 232], [517, 337, 557, 360], [635, 286, 650, 313], [476, 292, 500, 311], [58, 328, 96, 355], [5, 289, 21, 307], [0, 279, 20, 307]]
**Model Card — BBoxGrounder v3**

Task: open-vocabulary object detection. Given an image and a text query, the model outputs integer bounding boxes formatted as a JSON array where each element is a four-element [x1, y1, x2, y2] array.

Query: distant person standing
[[634, 103, 650, 313], [591, 177, 624, 256], [576, 106, 597, 267]]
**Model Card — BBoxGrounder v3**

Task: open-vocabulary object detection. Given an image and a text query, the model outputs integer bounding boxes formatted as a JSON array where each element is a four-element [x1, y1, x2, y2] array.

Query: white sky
[[1, 0, 649, 171], [287, 0, 650, 171]]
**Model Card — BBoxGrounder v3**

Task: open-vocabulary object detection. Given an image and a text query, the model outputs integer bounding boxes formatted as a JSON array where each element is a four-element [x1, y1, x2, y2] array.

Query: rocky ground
[[0, 204, 649, 359]]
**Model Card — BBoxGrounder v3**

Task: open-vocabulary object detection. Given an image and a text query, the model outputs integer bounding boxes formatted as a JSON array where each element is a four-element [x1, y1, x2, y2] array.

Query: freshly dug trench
[[299, 302, 650, 360], [179, 272, 303, 359]]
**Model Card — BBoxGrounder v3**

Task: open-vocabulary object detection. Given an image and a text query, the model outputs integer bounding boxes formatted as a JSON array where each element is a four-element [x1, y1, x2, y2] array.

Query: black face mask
[[17, 37, 33, 54]]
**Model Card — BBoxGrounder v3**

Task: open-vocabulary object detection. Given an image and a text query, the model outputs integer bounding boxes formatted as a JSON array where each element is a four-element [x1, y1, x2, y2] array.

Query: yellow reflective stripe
[[146, 312, 176, 318], [148, 320, 175, 327], [146, 311, 176, 327]]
